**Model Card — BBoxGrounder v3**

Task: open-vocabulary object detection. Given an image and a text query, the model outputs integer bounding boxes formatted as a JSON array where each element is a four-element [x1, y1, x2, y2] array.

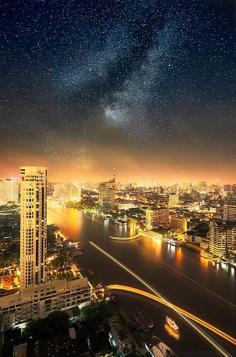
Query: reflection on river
[[47, 204, 235, 354], [48, 205, 138, 239], [48, 205, 235, 286]]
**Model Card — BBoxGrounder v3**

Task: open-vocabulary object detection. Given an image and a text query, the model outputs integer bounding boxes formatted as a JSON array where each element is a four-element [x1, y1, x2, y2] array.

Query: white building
[[20, 166, 47, 288], [223, 204, 236, 221], [168, 194, 179, 208], [0, 278, 91, 331], [0, 178, 19, 204], [209, 221, 236, 257], [53, 182, 81, 203]]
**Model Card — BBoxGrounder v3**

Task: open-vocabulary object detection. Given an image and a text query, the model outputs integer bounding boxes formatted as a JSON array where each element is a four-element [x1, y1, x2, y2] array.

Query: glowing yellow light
[[107, 284, 236, 346]]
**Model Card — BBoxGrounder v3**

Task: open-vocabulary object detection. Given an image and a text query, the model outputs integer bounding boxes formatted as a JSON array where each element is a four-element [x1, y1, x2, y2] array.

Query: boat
[[200, 251, 211, 259], [165, 316, 179, 333], [71, 249, 84, 257], [119, 310, 136, 331], [169, 238, 179, 247], [220, 258, 228, 270], [110, 292, 119, 303], [87, 269, 94, 277], [145, 336, 177, 357], [133, 311, 154, 332]]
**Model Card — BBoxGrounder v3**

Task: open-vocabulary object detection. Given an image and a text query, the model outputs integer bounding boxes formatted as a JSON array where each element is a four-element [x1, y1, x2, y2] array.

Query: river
[[48, 205, 236, 357]]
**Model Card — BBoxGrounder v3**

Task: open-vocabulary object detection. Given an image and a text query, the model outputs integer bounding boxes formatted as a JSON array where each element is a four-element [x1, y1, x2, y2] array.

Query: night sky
[[0, 0, 235, 183]]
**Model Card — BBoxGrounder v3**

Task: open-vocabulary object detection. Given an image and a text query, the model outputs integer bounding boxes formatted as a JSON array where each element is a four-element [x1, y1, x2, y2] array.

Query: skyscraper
[[98, 175, 116, 210], [20, 166, 47, 288]]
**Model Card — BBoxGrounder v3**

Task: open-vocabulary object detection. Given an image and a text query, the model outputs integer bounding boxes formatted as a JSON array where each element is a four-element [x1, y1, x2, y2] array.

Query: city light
[[107, 284, 236, 346], [90, 241, 235, 356], [1, 1, 235, 356]]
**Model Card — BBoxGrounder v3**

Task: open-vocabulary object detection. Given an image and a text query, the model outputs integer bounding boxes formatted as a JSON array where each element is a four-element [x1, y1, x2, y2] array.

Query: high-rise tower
[[98, 174, 116, 210], [20, 166, 47, 288]]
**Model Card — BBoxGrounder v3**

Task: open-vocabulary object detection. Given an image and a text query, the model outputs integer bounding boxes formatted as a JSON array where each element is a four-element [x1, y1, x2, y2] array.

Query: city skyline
[[0, 1, 235, 356], [0, 168, 236, 186], [0, 0, 235, 183]]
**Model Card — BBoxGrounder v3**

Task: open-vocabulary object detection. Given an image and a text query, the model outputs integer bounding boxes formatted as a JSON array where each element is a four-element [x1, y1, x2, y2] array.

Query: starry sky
[[0, 0, 235, 183]]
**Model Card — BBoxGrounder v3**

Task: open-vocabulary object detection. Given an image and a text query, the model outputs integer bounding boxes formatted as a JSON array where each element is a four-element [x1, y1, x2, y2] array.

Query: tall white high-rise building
[[20, 166, 47, 288], [0, 178, 19, 204]]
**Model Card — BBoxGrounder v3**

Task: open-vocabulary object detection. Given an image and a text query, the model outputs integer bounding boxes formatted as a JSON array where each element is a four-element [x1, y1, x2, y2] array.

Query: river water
[[48, 205, 236, 357]]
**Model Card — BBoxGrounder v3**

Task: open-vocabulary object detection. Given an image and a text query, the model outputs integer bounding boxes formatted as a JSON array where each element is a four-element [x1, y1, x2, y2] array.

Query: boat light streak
[[89, 241, 235, 357]]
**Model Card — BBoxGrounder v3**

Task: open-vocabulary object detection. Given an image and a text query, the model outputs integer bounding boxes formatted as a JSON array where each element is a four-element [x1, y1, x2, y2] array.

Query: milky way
[[0, 0, 235, 181]]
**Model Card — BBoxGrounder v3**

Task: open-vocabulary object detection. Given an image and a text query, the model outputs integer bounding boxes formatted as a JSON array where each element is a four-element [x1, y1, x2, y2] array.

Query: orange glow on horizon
[[0, 158, 235, 184]]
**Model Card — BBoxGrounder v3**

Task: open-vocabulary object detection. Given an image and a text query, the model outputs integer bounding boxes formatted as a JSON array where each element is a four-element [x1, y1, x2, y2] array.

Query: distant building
[[0, 178, 19, 204], [232, 184, 236, 195], [168, 194, 179, 208], [99, 176, 116, 210], [53, 183, 65, 198], [209, 221, 236, 257], [223, 204, 236, 221], [20, 166, 47, 289], [222, 184, 231, 197], [155, 208, 170, 228], [53, 183, 81, 203], [0, 278, 91, 331], [198, 181, 207, 193], [65, 183, 81, 202], [145, 209, 153, 230], [145, 208, 169, 230], [170, 215, 188, 233]]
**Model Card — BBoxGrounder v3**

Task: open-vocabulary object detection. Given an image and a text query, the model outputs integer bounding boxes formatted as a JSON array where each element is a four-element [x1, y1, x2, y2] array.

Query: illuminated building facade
[[0, 178, 19, 204], [209, 221, 236, 257], [222, 184, 232, 197], [223, 204, 236, 221], [145, 208, 170, 230], [98, 176, 116, 210], [168, 194, 179, 208], [169, 215, 188, 233], [65, 183, 81, 202], [155, 208, 170, 228], [20, 166, 47, 288], [0, 278, 91, 331], [145, 209, 153, 230], [53, 182, 81, 203], [209, 221, 227, 257]]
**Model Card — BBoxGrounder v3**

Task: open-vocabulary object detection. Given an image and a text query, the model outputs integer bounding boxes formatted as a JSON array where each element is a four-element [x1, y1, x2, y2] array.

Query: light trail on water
[[89, 241, 235, 357]]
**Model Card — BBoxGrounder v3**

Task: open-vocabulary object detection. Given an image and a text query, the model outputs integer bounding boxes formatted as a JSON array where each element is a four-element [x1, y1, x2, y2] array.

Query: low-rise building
[[145, 208, 169, 230], [169, 215, 188, 233], [108, 316, 138, 356], [0, 278, 91, 331]]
